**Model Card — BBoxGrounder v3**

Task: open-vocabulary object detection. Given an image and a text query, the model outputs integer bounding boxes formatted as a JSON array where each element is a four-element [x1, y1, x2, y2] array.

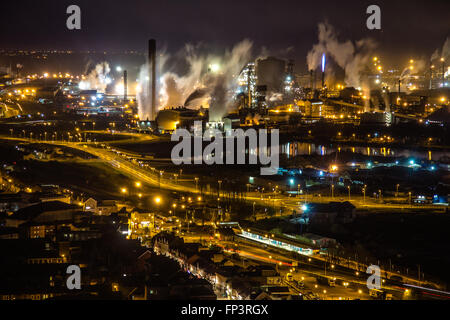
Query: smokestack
[[148, 39, 156, 120], [321, 71, 325, 89], [429, 66, 433, 90], [442, 59, 446, 85], [123, 70, 128, 101], [313, 70, 316, 91], [321, 53, 326, 89], [247, 68, 252, 108]]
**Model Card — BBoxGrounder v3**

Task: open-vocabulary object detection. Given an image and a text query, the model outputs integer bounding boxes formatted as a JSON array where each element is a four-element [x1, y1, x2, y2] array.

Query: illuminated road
[[1, 135, 197, 193], [1, 134, 445, 293], [3, 134, 443, 212], [214, 240, 391, 300]]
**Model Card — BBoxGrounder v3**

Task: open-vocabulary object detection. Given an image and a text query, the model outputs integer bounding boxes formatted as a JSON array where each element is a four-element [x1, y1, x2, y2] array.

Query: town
[[0, 0, 449, 305]]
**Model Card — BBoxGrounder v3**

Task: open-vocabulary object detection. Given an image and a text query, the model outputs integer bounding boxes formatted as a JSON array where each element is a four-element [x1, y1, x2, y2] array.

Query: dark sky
[[1, 0, 449, 68]]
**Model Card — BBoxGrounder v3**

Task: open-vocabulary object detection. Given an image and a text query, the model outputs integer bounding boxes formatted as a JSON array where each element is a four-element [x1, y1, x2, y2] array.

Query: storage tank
[[156, 109, 180, 131]]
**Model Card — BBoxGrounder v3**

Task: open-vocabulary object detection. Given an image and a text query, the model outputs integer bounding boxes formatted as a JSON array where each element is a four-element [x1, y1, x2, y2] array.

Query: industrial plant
[[0, 0, 449, 308]]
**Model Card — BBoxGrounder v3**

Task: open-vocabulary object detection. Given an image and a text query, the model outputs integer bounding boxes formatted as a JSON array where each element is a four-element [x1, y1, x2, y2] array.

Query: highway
[[1, 133, 446, 295], [4, 133, 444, 211]]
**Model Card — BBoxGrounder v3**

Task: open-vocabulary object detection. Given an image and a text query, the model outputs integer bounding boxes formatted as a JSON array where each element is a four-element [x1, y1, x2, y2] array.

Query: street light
[[158, 171, 164, 188], [347, 186, 351, 201], [194, 177, 199, 191], [218, 180, 222, 197], [120, 188, 127, 201], [362, 186, 366, 204]]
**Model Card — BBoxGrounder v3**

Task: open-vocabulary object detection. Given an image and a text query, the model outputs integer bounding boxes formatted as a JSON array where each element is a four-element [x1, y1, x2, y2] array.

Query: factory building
[[256, 57, 286, 95], [297, 99, 324, 118], [284, 60, 296, 96], [235, 57, 298, 114], [148, 39, 157, 121], [237, 63, 257, 109], [155, 107, 206, 133]]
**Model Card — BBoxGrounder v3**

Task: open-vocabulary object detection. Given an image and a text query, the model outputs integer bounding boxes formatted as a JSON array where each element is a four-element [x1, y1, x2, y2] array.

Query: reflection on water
[[282, 142, 450, 162]]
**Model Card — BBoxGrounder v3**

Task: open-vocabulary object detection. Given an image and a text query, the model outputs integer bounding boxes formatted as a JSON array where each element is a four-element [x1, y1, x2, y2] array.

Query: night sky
[[1, 0, 449, 67]]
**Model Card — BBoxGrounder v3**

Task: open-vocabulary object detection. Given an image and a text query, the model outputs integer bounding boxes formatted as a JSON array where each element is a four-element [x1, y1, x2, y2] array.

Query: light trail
[[217, 243, 292, 267], [402, 284, 450, 297]]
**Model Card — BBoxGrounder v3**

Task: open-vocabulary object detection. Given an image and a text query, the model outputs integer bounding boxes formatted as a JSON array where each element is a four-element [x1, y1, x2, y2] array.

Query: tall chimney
[[148, 39, 156, 120], [321, 53, 326, 89], [123, 70, 128, 101], [313, 70, 316, 91], [321, 71, 325, 89], [247, 68, 252, 108]]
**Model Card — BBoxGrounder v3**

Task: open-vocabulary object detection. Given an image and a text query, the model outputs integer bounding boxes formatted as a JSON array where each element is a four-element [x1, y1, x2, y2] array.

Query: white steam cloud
[[307, 22, 377, 89], [137, 40, 254, 122], [137, 52, 170, 120], [79, 62, 111, 92], [431, 37, 450, 62]]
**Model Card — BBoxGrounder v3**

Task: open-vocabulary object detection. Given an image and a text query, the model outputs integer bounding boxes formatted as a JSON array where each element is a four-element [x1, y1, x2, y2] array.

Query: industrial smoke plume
[[137, 40, 254, 122], [431, 37, 450, 62], [79, 62, 111, 92], [307, 22, 377, 89], [136, 48, 169, 121], [398, 37, 447, 91], [400, 59, 426, 84]]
